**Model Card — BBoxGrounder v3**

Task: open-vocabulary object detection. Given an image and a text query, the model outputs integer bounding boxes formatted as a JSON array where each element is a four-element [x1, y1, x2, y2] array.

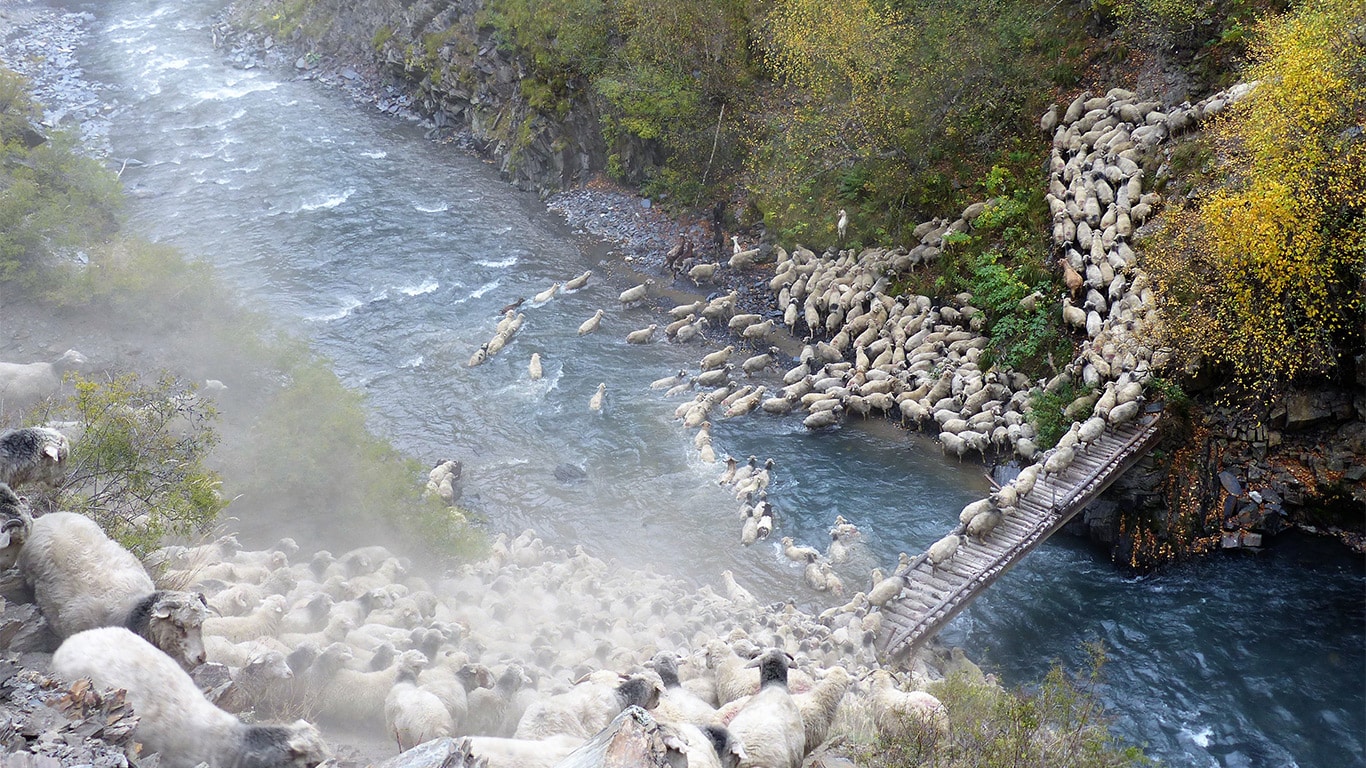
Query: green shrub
[[39, 373, 226, 557], [858, 645, 1150, 768]]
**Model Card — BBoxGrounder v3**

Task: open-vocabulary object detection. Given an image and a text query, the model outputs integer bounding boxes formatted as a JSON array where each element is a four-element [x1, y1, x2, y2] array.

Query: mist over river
[[11, 0, 1362, 764]]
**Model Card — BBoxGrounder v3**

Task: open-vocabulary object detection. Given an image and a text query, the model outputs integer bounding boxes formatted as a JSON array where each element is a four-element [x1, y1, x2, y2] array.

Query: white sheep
[[217, 649, 295, 714], [0, 482, 33, 570], [662, 722, 747, 768], [726, 648, 805, 768], [51, 627, 330, 768], [794, 666, 851, 754], [869, 669, 949, 742], [647, 653, 718, 728], [385, 654, 453, 751], [0, 426, 70, 488], [19, 511, 209, 670], [464, 734, 581, 768], [0, 349, 86, 411], [203, 594, 289, 643], [305, 643, 427, 725], [515, 674, 661, 740]]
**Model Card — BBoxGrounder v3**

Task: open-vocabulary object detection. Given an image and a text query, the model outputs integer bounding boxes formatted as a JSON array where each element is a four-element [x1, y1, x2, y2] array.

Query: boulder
[[1284, 392, 1333, 431]]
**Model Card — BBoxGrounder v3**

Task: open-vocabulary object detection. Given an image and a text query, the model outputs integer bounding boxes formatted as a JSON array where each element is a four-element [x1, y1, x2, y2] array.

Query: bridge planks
[[876, 410, 1163, 662]]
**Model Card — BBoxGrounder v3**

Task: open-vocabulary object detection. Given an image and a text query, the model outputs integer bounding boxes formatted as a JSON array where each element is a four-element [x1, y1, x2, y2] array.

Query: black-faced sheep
[[726, 648, 805, 768], [0, 426, 70, 488], [0, 349, 86, 412], [52, 627, 330, 768], [0, 482, 33, 569], [19, 511, 209, 669]]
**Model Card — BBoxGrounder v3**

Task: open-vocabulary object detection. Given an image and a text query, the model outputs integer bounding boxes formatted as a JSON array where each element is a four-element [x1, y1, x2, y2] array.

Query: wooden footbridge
[[876, 405, 1164, 662]]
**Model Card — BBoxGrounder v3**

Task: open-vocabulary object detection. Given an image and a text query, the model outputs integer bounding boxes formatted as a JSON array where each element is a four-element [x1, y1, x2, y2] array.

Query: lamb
[[0, 426, 71, 488], [203, 594, 289, 643], [869, 669, 949, 742], [726, 648, 805, 768], [19, 511, 209, 670], [385, 654, 453, 752], [0, 482, 33, 570], [51, 627, 329, 768], [0, 349, 86, 411]]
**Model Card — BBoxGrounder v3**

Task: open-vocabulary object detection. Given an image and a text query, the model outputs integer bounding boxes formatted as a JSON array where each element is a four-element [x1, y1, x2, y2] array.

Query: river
[[8, 1, 1364, 765]]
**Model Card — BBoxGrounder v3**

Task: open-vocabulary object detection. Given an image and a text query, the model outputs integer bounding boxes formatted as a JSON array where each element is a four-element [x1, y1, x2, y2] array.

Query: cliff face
[[226, 0, 651, 196]]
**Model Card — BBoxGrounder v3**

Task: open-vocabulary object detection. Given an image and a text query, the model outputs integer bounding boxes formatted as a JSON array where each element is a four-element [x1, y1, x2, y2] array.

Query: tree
[[1147, 0, 1366, 398]]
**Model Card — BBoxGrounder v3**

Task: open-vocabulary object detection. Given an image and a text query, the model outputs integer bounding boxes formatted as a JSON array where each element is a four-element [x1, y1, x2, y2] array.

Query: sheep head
[[279, 720, 331, 768], [144, 590, 210, 670]]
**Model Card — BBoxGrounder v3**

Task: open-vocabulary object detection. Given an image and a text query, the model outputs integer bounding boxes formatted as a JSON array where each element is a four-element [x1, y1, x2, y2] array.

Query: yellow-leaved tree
[[1149, 0, 1365, 398]]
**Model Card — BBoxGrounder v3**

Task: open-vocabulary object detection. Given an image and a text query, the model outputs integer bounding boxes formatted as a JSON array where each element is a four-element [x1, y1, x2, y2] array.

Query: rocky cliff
[[223, 0, 652, 196]]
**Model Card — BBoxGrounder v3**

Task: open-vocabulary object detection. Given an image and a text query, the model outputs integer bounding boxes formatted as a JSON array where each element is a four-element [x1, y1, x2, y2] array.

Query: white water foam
[[193, 80, 279, 101], [401, 355, 425, 369], [299, 188, 355, 212], [399, 279, 440, 297], [475, 257, 518, 268], [361, 150, 387, 159], [308, 297, 364, 322], [414, 202, 449, 213]]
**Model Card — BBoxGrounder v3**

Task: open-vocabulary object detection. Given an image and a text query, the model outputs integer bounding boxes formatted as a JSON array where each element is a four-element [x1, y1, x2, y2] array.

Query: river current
[[12, 1, 1364, 765]]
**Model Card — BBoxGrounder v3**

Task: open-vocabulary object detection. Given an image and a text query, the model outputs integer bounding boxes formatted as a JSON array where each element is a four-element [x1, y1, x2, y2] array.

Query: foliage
[[1145, 0, 1366, 399], [905, 165, 1070, 377], [241, 343, 486, 560], [1030, 382, 1091, 450], [479, 0, 614, 89], [0, 70, 122, 288], [752, 0, 1089, 242], [857, 644, 1149, 768], [41, 374, 226, 557]]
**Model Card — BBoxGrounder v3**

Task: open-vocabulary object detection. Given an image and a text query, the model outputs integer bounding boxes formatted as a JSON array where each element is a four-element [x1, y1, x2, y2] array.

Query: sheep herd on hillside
[[0, 416, 955, 768]]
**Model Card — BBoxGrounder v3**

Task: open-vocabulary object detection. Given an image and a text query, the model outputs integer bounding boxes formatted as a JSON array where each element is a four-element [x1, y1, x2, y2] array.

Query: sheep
[[306, 643, 427, 725], [575, 309, 605, 336], [19, 511, 209, 670], [203, 594, 288, 643], [589, 382, 607, 412], [217, 649, 295, 715], [618, 279, 654, 305], [662, 723, 747, 768], [515, 674, 661, 740], [727, 648, 805, 768], [625, 324, 658, 344], [532, 282, 559, 303], [386, 654, 453, 752], [464, 735, 582, 768], [420, 651, 490, 730], [0, 349, 86, 411], [0, 482, 32, 569], [794, 666, 851, 754], [465, 664, 529, 737], [51, 627, 330, 768], [564, 270, 592, 291], [781, 537, 820, 564], [646, 652, 717, 727], [0, 427, 70, 488], [529, 353, 543, 381], [869, 669, 949, 742], [926, 534, 962, 570]]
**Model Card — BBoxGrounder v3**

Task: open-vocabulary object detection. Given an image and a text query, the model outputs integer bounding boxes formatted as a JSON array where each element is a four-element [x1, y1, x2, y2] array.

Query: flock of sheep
[[0, 418, 955, 768]]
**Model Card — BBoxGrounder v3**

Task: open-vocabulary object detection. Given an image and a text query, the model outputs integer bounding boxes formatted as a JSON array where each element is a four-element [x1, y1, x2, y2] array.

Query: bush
[[856, 644, 1149, 768], [36, 373, 226, 557], [1145, 0, 1366, 400]]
